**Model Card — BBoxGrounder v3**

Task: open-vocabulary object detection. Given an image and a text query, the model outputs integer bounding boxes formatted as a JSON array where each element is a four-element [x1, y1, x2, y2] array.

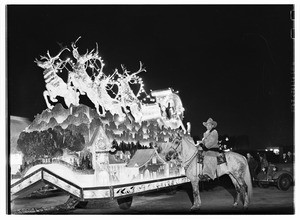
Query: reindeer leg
[[64, 98, 70, 108], [75, 91, 80, 106], [43, 90, 54, 109], [49, 93, 58, 102], [95, 104, 101, 116], [99, 105, 106, 117], [95, 102, 105, 117]]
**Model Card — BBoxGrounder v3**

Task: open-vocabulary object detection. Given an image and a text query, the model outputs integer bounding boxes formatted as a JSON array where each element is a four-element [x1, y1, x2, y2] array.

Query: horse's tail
[[244, 159, 253, 202]]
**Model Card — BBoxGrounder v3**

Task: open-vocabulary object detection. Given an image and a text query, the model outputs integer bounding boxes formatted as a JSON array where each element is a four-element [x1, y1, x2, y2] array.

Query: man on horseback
[[165, 118, 252, 209], [198, 118, 219, 181]]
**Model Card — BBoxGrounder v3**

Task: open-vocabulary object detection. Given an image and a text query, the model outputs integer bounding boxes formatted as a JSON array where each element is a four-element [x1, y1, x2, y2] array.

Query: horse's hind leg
[[229, 173, 249, 209], [239, 178, 249, 208], [228, 173, 241, 207]]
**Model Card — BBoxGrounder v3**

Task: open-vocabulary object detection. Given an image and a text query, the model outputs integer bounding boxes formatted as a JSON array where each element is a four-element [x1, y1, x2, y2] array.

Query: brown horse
[[165, 134, 252, 210]]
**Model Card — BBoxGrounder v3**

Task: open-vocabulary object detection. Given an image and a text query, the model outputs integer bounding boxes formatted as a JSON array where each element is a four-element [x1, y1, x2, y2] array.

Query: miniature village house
[[114, 150, 131, 161], [126, 149, 167, 181], [86, 125, 112, 185], [108, 153, 127, 183], [58, 149, 80, 166]]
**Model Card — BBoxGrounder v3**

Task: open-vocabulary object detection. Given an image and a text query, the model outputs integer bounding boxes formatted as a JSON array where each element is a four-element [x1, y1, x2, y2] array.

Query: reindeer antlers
[[72, 36, 81, 49], [118, 61, 146, 78], [131, 61, 146, 76]]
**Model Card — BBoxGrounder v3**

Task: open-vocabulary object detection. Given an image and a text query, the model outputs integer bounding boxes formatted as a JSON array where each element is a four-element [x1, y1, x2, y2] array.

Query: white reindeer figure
[[115, 62, 146, 123], [67, 38, 124, 117], [94, 70, 125, 118], [67, 38, 106, 116], [35, 47, 80, 110]]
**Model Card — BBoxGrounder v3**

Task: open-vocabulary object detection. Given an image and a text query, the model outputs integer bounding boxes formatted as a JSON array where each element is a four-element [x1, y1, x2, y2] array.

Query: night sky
[[7, 5, 294, 149]]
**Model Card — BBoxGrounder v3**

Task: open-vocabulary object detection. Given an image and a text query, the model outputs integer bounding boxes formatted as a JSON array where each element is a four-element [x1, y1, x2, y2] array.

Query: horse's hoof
[[243, 205, 249, 211], [190, 205, 201, 212], [233, 202, 238, 208]]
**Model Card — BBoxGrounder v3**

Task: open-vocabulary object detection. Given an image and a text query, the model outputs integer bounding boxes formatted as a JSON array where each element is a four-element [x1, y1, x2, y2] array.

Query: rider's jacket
[[202, 129, 219, 149]]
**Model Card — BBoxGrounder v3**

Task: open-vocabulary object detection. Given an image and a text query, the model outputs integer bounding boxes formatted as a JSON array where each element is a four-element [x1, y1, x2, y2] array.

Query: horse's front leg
[[190, 180, 201, 211], [233, 190, 241, 207]]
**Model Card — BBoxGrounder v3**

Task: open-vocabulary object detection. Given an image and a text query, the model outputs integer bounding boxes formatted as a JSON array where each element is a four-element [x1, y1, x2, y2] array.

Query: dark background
[[7, 5, 294, 149]]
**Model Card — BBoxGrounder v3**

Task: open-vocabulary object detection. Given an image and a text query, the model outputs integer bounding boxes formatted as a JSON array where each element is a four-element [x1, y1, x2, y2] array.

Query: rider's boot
[[198, 174, 211, 181]]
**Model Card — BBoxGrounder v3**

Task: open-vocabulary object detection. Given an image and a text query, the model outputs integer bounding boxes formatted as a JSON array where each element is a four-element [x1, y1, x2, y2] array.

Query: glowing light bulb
[[118, 115, 125, 122]]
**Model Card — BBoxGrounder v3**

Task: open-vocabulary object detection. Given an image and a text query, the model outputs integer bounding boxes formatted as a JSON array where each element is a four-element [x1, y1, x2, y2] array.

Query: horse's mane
[[182, 135, 197, 151]]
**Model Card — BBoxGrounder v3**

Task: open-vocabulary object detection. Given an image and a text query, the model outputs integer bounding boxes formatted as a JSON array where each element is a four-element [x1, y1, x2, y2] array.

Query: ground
[[10, 176, 294, 214]]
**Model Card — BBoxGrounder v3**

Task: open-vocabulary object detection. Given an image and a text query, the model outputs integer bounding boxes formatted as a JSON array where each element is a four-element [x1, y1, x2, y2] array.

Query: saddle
[[197, 150, 226, 165]]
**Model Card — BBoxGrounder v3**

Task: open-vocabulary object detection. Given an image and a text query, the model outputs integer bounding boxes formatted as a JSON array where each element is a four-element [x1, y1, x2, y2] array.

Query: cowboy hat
[[203, 118, 217, 128]]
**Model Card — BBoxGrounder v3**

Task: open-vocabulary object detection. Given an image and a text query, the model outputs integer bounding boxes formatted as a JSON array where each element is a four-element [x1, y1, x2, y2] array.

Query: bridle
[[167, 135, 183, 162], [170, 135, 182, 152], [168, 135, 198, 170]]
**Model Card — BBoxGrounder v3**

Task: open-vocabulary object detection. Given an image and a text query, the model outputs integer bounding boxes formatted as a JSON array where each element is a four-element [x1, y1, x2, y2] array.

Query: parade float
[[10, 38, 190, 213]]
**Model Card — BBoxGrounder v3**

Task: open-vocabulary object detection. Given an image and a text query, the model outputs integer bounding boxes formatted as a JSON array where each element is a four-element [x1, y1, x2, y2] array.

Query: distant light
[[225, 137, 229, 141], [265, 149, 268, 151]]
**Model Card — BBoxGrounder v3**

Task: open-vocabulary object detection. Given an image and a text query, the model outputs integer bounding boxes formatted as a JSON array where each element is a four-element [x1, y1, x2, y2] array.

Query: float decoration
[[16, 38, 188, 189], [35, 37, 186, 132]]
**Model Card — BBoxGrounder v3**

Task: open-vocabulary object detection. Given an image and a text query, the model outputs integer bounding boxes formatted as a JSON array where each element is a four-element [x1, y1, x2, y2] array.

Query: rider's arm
[[196, 141, 203, 150]]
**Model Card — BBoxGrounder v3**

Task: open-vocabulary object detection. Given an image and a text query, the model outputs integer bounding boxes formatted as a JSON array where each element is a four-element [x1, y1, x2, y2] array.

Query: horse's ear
[[176, 132, 182, 140]]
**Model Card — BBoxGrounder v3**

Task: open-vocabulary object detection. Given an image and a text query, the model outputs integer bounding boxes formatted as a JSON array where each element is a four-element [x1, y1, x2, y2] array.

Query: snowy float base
[[19, 164, 185, 187]]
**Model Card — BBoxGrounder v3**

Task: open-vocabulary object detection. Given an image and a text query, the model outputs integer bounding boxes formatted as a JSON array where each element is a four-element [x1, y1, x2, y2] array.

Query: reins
[[182, 148, 198, 170]]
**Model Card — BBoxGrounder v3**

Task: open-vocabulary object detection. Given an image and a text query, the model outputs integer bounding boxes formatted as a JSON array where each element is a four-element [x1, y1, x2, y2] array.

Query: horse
[[165, 134, 252, 211]]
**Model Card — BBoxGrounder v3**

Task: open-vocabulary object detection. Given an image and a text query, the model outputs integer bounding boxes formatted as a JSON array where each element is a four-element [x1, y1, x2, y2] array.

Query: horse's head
[[165, 134, 183, 163]]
